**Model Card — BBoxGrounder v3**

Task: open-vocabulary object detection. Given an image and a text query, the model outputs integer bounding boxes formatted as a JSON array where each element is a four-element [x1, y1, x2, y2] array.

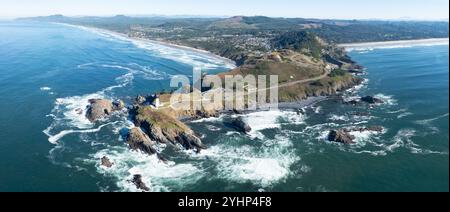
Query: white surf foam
[[62, 23, 236, 70], [44, 91, 128, 144], [388, 129, 448, 155], [348, 130, 383, 146], [190, 134, 300, 187], [40, 87, 52, 91], [328, 114, 349, 122], [343, 39, 449, 52], [100, 63, 169, 81], [206, 125, 221, 132], [241, 110, 306, 139], [45, 122, 116, 144], [415, 113, 449, 125], [314, 106, 322, 114], [374, 93, 397, 105], [89, 147, 204, 192], [190, 115, 224, 123], [346, 78, 369, 94], [397, 112, 414, 119], [132, 40, 236, 70], [43, 62, 141, 144]]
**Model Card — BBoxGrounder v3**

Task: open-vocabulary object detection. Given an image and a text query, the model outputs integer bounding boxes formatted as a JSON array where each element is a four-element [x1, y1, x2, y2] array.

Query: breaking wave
[[344, 39, 449, 52], [188, 134, 302, 188], [85, 147, 205, 192], [61, 23, 236, 70]]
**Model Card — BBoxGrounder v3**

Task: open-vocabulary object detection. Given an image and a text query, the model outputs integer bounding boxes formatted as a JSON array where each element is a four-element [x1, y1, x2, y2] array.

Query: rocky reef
[[328, 126, 384, 144], [100, 156, 113, 168], [130, 174, 150, 192], [126, 127, 158, 155], [345, 96, 384, 106], [231, 117, 252, 134], [361, 96, 384, 104], [86, 99, 125, 122], [132, 105, 206, 151]]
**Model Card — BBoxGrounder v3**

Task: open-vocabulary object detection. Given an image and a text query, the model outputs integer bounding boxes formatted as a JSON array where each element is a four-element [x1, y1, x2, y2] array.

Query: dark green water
[[0, 21, 448, 192]]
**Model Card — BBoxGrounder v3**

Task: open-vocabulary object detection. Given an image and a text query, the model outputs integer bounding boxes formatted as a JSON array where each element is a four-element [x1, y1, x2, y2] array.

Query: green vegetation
[[135, 106, 190, 132], [271, 31, 324, 58]]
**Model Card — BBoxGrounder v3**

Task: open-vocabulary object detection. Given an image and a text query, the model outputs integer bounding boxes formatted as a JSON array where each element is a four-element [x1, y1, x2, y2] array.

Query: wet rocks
[[135, 95, 147, 105], [360, 96, 384, 104], [352, 126, 384, 133], [75, 108, 83, 115], [231, 117, 252, 134], [133, 106, 207, 151], [344, 96, 384, 106], [134, 95, 160, 108], [328, 126, 384, 144], [344, 99, 361, 106], [113, 100, 125, 110], [127, 127, 157, 155], [86, 99, 125, 122], [130, 174, 150, 192], [100, 156, 113, 168], [328, 129, 356, 144]]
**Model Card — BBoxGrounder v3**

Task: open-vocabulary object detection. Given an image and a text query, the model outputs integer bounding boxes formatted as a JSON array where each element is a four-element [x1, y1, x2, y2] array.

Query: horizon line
[[4, 14, 450, 22]]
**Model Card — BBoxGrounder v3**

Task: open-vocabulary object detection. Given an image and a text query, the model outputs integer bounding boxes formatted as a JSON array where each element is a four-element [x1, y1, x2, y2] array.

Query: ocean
[[0, 21, 448, 192]]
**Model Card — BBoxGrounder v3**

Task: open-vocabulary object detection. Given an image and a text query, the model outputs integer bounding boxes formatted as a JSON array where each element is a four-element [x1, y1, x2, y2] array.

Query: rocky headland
[[81, 30, 371, 191]]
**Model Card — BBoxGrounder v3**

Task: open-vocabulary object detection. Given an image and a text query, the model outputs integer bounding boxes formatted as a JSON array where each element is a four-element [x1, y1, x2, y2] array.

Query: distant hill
[[19, 15, 449, 44]]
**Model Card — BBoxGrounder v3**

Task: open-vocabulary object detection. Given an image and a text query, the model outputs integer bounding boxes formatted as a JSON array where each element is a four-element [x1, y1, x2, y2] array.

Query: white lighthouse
[[151, 94, 161, 108]]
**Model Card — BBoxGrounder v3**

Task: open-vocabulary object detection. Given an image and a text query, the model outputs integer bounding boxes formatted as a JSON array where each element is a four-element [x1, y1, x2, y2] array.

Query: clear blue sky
[[1, 0, 448, 20]]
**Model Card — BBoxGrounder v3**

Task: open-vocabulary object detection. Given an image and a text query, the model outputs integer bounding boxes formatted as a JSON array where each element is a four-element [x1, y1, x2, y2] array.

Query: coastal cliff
[[77, 21, 367, 179], [132, 105, 206, 151]]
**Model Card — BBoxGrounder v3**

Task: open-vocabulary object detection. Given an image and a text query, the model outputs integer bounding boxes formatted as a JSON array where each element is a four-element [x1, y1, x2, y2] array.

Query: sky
[[0, 0, 448, 20]]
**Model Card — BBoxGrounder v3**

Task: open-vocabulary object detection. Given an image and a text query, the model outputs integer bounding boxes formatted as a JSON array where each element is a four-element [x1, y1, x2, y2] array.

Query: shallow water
[[0, 21, 448, 192]]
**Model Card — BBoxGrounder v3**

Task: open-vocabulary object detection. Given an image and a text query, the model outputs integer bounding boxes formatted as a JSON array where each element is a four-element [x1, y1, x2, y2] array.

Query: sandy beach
[[57, 23, 237, 68], [338, 38, 449, 50]]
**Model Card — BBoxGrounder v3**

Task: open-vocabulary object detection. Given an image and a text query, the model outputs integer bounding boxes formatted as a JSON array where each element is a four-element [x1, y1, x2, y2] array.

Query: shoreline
[[58, 22, 362, 113], [338, 38, 449, 50], [56, 23, 237, 68]]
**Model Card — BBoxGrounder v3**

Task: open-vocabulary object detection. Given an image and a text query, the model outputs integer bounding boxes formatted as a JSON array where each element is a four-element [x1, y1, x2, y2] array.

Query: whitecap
[[314, 106, 322, 114], [43, 64, 135, 143], [45, 122, 117, 144], [328, 114, 349, 122], [50, 92, 104, 130], [348, 130, 382, 146], [397, 112, 414, 119], [387, 108, 409, 114], [89, 147, 204, 192], [241, 110, 305, 139], [190, 134, 300, 187], [346, 78, 369, 94], [190, 115, 224, 123], [374, 93, 397, 105], [61, 23, 236, 70], [415, 113, 449, 125], [342, 38, 449, 52], [388, 129, 448, 155], [40, 86, 52, 91], [206, 125, 221, 132]]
